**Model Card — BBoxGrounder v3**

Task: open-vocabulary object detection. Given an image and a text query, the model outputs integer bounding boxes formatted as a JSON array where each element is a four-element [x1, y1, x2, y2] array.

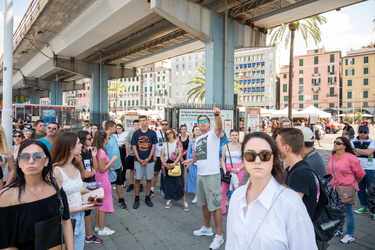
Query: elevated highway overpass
[[0, 0, 366, 121]]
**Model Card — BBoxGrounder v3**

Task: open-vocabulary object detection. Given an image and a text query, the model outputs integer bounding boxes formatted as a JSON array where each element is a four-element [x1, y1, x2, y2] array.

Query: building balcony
[[326, 94, 338, 97], [312, 73, 320, 77]]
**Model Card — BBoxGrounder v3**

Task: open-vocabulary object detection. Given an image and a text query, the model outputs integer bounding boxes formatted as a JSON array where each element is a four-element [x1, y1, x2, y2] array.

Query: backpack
[[367, 179, 375, 214], [308, 170, 346, 242]]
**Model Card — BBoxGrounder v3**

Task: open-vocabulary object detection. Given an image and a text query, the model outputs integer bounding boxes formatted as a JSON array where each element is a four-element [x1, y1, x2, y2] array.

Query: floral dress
[[163, 140, 184, 201]]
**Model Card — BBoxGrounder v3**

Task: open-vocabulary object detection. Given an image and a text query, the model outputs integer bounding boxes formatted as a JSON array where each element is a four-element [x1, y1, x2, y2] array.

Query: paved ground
[[86, 125, 375, 250]]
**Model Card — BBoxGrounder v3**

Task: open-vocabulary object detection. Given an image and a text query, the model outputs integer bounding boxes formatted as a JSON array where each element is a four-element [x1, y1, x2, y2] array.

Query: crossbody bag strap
[[248, 187, 286, 249], [331, 155, 337, 182], [226, 144, 234, 168], [51, 177, 64, 249]]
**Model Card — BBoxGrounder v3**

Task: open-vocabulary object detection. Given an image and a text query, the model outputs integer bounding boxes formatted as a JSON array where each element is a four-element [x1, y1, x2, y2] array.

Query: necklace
[[25, 185, 44, 200]]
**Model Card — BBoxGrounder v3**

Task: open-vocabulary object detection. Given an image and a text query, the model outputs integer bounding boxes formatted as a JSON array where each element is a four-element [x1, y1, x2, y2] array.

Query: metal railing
[[0, 0, 48, 67]]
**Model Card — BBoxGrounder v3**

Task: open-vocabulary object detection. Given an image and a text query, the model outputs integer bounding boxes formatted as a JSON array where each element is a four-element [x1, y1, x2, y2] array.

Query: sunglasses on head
[[18, 152, 46, 162], [359, 131, 368, 134], [198, 119, 209, 124], [244, 151, 273, 162], [13, 135, 22, 138], [333, 141, 343, 145]]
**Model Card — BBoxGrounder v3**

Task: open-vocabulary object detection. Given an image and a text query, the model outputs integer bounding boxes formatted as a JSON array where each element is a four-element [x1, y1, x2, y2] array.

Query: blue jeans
[[70, 211, 85, 250], [339, 204, 355, 236], [358, 170, 375, 207]]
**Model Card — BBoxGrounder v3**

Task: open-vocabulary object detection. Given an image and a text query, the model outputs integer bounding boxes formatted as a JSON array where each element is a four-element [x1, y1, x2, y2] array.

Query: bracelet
[[214, 113, 220, 116]]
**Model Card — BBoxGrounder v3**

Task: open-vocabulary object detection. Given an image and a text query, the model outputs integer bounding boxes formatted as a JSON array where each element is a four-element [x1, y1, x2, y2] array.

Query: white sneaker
[[193, 226, 213, 236], [340, 234, 355, 244], [192, 196, 197, 204], [98, 226, 115, 236], [94, 226, 99, 233], [209, 234, 224, 249]]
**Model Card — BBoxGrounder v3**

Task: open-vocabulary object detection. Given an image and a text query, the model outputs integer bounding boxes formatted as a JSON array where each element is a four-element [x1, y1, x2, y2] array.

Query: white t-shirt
[[196, 129, 220, 176], [226, 177, 317, 250], [116, 132, 128, 146], [155, 130, 166, 157]]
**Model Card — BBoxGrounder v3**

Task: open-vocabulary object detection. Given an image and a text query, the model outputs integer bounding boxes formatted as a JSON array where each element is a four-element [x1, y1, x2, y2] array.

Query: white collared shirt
[[226, 177, 317, 250]]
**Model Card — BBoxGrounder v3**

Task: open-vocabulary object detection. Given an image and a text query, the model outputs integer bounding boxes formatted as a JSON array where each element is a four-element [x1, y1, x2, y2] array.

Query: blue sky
[[1, 0, 375, 63]]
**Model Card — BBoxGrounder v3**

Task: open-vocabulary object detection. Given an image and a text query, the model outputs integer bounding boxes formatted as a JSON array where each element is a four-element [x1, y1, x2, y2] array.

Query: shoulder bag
[[167, 142, 181, 177], [34, 177, 75, 250], [331, 157, 355, 205], [221, 144, 232, 184]]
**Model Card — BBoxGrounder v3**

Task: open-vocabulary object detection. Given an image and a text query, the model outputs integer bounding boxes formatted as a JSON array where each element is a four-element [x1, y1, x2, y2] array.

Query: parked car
[[325, 121, 342, 134]]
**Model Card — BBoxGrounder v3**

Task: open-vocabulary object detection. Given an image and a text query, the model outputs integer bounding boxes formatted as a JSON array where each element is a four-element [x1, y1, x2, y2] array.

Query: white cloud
[[270, 9, 375, 66]]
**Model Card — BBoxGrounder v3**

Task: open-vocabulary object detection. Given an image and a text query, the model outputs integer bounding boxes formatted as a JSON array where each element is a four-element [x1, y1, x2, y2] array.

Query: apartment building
[[235, 47, 279, 108], [170, 47, 279, 107], [279, 48, 341, 111], [170, 50, 206, 104], [342, 45, 375, 114]]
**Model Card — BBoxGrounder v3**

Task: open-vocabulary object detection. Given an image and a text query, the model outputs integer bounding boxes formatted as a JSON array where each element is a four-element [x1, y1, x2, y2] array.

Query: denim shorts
[[134, 161, 155, 180]]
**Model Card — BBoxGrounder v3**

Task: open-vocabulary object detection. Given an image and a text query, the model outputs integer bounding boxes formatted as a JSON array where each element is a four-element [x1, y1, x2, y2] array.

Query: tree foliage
[[186, 66, 242, 103]]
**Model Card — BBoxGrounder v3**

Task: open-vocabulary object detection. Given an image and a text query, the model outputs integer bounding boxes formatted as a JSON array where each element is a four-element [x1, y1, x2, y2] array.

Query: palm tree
[[108, 81, 127, 115], [269, 15, 327, 119], [187, 66, 242, 103]]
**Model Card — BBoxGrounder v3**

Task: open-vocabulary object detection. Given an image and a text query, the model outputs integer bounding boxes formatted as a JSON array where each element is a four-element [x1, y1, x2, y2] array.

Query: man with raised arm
[[183, 104, 224, 250]]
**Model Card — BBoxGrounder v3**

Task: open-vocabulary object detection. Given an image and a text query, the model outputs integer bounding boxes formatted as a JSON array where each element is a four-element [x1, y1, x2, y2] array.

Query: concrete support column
[[90, 64, 109, 125], [151, 0, 266, 107], [29, 91, 40, 104], [205, 13, 235, 106], [50, 82, 63, 105]]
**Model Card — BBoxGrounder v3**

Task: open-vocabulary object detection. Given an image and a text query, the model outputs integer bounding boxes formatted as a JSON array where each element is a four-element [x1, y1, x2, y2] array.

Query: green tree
[[186, 66, 242, 103], [269, 15, 327, 119], [108, 81, 126, 115]]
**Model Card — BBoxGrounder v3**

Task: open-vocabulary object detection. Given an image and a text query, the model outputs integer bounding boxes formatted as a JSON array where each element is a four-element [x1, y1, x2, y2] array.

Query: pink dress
[[95, 149, 114, 212]]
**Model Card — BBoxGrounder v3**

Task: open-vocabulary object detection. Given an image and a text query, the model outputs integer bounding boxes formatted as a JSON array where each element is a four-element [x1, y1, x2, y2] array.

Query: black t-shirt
[[286, 160, 317, 219], [81, 149, 95, 183], [131, 129, 158, 162]]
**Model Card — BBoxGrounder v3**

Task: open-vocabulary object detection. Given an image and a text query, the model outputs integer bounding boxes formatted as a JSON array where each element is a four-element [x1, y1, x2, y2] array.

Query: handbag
[[166, 143, 181, 177], [34, 177, 75, 250], [336, 185, 355, 205], [221, 144, 233, 184], [331, 158, 355, 205]]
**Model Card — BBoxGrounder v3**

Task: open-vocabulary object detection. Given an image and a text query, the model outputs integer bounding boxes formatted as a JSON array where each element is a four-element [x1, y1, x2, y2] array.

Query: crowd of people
[[0, 111, 375, 250]]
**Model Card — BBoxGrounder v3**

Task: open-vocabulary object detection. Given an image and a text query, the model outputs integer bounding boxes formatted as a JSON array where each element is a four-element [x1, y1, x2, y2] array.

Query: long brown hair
[[50, 132, 83, 175], [93, 131, 107, 152]]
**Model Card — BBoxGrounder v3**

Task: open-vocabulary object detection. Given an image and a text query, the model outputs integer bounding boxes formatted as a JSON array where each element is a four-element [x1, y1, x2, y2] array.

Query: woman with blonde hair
[[0, 125, 16, 188], [51, 132, 95, 250]]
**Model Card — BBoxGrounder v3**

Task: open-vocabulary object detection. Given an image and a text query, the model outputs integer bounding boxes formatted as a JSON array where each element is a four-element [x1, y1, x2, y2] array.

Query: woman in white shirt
[[226, 132, 317, 250]]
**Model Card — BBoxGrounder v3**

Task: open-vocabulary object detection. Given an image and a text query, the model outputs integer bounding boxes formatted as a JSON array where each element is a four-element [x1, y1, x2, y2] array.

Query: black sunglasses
[[244, 151, 273, 162], [162, 123, 168, 126], [18, 152, 46, 162], [13, 135, 23, 138], [47, 127, 57, 130], [333, 141, 343, 145], [359, 131, 368, 134]]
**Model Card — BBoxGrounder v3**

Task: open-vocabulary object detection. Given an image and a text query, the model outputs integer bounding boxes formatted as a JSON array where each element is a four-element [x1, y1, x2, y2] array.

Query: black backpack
[[309, 170, 346, 242], [367, 179, 375, 214]]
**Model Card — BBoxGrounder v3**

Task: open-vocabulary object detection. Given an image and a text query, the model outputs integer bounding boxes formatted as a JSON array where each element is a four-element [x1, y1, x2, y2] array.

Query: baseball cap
[[358, 125, 369, 132], [296, 126, 314, 142]]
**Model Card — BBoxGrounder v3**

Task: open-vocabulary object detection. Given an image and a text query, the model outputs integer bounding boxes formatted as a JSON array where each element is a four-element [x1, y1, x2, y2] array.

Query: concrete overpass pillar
[[29, 91, 40, 104], [50, 82, 63, 105], [151, 0, 265, 107], [90, 64, 109, 125], [205, 14, 235, 106]]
